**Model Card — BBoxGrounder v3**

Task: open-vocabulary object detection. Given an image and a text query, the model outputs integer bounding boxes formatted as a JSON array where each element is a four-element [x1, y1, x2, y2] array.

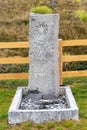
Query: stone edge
[[8, 86, 79, 124]]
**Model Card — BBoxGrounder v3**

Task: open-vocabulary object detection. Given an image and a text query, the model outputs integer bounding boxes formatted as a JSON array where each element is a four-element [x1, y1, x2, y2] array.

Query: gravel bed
[[19, 91, 68, 110]]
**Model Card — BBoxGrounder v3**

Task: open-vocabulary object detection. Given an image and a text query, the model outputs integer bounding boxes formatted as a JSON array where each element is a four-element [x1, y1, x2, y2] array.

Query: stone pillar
[[29, 13, 60, 96]]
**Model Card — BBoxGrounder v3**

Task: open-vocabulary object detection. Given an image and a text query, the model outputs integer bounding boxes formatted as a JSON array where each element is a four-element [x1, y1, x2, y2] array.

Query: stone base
[[8, 87, 79, 124]]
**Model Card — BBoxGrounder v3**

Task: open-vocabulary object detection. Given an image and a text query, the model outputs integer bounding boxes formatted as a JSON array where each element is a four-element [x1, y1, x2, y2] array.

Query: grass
[[31, 6, 52, 14], [47, 122, 55, 129], [76, 9, 87, 22], [75, 0, 81, 3], [0, 77, 87, 129], [0, 79, 28, 88], [63, 76, 87, 85]]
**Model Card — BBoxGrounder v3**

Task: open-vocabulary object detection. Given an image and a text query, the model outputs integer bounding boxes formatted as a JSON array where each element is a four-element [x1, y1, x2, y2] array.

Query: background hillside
[[0, 0, 87, 42]]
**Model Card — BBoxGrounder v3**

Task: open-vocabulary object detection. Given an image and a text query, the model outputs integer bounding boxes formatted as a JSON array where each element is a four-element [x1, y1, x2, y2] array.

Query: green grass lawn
[[0, 77, 87, 130]]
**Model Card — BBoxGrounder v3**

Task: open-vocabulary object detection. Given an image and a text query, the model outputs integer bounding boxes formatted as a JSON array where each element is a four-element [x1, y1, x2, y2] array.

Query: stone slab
[[29, 13, 60, 96], [26, 93, 43, 101], [8, 86, 79, 124]]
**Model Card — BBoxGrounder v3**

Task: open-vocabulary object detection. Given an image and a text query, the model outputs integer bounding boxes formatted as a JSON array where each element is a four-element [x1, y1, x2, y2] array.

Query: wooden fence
[[0, 39, 87, 85], [59, 39, 87, 85]]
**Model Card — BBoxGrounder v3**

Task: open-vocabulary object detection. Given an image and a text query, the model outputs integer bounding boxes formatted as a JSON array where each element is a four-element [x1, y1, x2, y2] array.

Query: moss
[[31, 6, 52, 14]]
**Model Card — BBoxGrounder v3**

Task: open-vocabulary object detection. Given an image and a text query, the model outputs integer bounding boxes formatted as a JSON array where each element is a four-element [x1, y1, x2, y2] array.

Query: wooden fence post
[[59, 39, 63, 85]]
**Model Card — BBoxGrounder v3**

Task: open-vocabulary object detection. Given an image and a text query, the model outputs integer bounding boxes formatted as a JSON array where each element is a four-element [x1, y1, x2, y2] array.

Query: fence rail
[[60, 39, 87, 85], [0, 42, 29, 48], [0, 56, 29, 64], [62, 55, 87, 62], [0, 39, 87, 85]]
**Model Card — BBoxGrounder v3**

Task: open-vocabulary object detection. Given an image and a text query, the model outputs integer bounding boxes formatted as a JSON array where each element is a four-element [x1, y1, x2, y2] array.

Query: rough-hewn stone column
[[29, 13, 60, 96]]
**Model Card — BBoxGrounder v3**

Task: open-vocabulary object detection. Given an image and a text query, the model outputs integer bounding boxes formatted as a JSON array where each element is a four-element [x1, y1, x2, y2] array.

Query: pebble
[[19, 94, 68, 110]]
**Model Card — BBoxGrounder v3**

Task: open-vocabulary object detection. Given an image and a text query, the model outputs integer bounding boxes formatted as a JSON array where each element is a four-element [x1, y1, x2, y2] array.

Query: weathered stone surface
[[42, 94, 55, 100], [8, 87, 79, 124], [25, 93, 42, 101], [29, 13, 60, 96]]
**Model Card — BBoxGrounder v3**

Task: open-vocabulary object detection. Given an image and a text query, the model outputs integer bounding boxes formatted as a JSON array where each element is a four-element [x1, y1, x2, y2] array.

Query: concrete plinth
[[8, 86, 79, 124]]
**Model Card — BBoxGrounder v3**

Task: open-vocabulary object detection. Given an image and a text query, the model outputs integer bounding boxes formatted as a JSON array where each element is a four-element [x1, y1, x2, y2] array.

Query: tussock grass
[[76, 10, 87, 22], [31, 6, 52, 14]]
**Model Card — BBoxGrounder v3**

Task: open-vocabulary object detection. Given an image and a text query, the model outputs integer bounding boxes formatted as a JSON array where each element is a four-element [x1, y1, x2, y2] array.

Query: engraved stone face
[[39, 26, 44, 32], [30, 20, 48, 42], [30, 46, 46, 63], [29, 14, 60, 95]]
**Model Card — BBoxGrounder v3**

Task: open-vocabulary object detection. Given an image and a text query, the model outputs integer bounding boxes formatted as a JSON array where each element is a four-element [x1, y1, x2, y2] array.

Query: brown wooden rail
[[0, 39, 87, 85], [59, 39, 87, 85]]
